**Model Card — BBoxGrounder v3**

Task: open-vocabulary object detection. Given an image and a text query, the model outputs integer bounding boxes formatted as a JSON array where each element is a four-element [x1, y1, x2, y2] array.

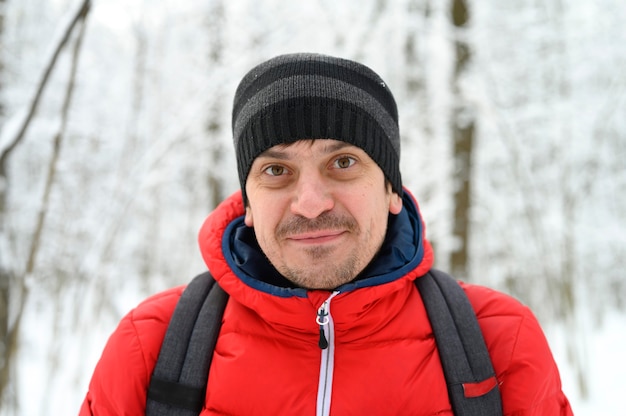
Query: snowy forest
[[1, 0, 625, 414]]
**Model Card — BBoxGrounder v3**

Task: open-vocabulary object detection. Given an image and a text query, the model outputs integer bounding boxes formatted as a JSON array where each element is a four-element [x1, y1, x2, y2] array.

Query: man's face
[[244, 139, 403, 290]]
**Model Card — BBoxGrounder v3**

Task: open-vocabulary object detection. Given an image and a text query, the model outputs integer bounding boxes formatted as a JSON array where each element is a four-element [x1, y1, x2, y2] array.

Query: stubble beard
[[280, 245, 360, 289], [273, 212, 366, 289]]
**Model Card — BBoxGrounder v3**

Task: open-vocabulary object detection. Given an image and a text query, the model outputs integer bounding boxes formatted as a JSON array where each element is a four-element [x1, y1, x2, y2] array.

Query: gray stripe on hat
[[233, 75, 399, 155]]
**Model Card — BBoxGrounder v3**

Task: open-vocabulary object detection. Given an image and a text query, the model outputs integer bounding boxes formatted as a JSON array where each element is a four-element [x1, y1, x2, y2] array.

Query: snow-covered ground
[[550, 309, 624, 415]]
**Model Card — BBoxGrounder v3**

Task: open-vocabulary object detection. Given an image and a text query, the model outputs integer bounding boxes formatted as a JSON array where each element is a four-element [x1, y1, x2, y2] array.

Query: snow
[[550, 310, 626, 414], [2, 0, 625, 414]]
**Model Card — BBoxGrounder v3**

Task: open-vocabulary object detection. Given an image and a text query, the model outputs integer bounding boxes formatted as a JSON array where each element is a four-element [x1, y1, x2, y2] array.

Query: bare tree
[[449, 0, 474, 280], [205, 0, 226, 209], [0, 0, 91, 408], [0, 0, 5, 120], [0, 0, 10, 407]]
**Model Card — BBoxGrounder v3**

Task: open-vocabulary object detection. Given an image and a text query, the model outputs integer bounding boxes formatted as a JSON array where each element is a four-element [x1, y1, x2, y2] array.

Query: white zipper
[[316, 291, 340, 416]]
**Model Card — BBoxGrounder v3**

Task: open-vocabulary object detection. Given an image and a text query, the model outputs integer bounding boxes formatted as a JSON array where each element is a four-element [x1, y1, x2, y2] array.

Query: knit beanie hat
[[232, 53, 401, 202]]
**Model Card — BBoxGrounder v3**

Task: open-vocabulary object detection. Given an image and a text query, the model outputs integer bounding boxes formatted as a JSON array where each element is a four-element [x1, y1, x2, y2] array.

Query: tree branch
[[0, 0, 91, 171], [0, 0, 91, 407]]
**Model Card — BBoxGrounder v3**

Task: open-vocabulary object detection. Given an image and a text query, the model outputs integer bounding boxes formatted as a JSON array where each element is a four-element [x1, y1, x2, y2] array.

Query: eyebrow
[[257, 141, 353, 160]]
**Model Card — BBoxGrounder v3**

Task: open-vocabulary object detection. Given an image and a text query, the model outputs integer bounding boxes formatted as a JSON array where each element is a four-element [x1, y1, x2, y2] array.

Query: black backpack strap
[[415, 269, 503, 416], [146, 271, 229, 416]]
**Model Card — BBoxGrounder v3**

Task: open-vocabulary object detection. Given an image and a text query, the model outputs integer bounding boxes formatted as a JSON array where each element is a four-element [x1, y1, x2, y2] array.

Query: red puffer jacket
[[80, 190, 572, 415]]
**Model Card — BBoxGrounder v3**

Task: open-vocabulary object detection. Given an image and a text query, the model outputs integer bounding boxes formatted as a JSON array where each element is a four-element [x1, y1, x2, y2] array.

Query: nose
[[290, 172, 335, 219]]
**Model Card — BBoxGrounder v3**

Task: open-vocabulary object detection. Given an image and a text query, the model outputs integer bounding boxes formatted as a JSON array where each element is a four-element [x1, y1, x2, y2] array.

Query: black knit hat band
[[232, 53, 402, 201]]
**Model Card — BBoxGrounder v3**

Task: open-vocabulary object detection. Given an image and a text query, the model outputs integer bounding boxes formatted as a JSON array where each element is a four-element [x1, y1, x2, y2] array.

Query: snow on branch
[[0, 0, 91, 170]]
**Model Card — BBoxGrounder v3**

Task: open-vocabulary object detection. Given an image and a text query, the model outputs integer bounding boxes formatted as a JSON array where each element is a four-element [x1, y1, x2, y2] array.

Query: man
[[80, 53, 573, 415]]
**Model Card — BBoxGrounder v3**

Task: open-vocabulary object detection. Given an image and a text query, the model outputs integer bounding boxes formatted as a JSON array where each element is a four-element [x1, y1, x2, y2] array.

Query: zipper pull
[[317, 307, 329, 349], [316, 292, 339, 350]]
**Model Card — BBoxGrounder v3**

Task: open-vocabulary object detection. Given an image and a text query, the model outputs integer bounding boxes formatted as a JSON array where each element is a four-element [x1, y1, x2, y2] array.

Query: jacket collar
[[198, 189, 434, 301]]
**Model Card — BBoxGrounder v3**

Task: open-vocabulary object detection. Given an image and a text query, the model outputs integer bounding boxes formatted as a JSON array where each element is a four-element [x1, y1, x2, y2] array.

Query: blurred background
[[1, 0, 625, 414]]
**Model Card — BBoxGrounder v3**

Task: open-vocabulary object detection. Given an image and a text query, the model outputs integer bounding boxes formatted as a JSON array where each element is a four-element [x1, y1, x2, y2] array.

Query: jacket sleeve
[[464, 283, 573, 416], [79, 288, 182, 416], [79, 313, 153, 415], [498, 309, 573, 415]]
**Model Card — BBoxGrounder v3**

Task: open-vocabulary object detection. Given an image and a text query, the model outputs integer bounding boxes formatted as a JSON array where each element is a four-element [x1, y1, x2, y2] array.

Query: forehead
[[256, 139, 357, 160]]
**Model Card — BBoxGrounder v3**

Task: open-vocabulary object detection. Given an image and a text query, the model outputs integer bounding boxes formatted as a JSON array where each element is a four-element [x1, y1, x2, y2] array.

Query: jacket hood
[[198, 189, 433, 305]]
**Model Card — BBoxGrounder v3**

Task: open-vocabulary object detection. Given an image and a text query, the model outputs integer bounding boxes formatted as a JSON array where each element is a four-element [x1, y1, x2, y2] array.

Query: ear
[[244, 206, 254, 227], [388, 192, 403, 215]]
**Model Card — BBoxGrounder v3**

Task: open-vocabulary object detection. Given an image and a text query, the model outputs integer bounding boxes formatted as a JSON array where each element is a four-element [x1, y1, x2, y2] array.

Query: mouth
[[286, 229, 346, 245]]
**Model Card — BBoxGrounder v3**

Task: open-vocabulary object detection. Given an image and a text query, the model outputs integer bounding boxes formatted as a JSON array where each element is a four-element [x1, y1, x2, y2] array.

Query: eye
[[333, 156, 356, 169], [263, 165, 287, 176]]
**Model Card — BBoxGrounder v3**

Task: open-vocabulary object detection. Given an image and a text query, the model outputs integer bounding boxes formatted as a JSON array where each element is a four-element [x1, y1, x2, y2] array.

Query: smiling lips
[[286, 229, 346, 244]]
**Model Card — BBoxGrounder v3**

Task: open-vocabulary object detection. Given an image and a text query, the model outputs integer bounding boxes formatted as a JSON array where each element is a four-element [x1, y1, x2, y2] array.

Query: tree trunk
[[205, 0, 225, 209], [449, 0, 474, 280], [0, 0, 5, 119], [0, 0, 12, 407], [0, 0, 91, 407]]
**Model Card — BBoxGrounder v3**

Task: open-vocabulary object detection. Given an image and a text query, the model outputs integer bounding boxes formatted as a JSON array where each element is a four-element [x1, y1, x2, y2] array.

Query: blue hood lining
[[221, 192, 425, 298]]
